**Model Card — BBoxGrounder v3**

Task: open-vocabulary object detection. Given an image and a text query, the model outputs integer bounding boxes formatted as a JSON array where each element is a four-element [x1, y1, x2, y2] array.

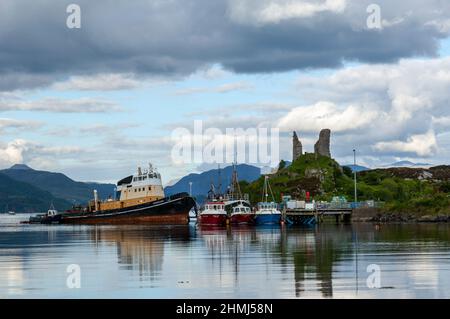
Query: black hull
[[30, 193, 197, 225]]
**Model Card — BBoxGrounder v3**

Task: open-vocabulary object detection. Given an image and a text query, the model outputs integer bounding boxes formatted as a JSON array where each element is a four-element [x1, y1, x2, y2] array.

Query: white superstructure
[[116, 164, 165, 201]]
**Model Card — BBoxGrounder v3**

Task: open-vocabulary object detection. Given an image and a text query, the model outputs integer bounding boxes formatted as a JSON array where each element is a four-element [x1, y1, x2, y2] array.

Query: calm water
[[1, 214, 450, 299]]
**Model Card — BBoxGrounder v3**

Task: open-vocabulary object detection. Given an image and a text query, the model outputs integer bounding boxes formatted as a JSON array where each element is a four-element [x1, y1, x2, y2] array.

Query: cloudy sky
[[1, 0, 450, 184]]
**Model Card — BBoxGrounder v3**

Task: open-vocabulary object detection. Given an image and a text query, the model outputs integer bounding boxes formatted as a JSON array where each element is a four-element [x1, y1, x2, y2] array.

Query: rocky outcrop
[[292, 131, 303, 161], [314, 129, 331, 158]]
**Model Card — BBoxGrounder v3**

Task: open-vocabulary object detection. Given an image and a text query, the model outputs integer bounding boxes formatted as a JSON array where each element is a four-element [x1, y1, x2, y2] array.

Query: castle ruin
[[292, 129, 332, 161], [292, 131, 303, 162], [314, 129, 331, 158]]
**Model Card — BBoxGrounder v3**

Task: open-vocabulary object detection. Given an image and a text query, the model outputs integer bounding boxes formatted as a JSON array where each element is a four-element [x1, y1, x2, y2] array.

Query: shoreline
[[352, 207, 450, 223]]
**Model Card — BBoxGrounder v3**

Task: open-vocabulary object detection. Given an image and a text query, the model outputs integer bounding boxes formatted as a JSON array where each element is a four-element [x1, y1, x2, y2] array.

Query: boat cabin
[[47, 209, 58, 217], [116, 164, 165, 201], [89, 164, 166, 212], [232, 205, 251, 214], [204, 203, 225, 211], [257, 202, 278, 210]]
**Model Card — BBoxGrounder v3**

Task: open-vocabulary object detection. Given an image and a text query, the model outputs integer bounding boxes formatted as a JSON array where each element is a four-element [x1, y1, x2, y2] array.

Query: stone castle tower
[[314, 129, 331, 158], [292, 129, 332, 160], [292, 131, 303, 161]]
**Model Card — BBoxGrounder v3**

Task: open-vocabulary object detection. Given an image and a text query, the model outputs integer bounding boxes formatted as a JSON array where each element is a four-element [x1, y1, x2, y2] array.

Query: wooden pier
[[283, 207, 353, 225]]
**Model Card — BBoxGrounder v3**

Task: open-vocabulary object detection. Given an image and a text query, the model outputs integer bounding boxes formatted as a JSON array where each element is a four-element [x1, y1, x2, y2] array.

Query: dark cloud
[[0, 0, 449, 91]]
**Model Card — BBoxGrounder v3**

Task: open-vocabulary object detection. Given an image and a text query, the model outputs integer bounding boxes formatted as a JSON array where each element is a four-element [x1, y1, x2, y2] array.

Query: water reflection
[[89, 225, 192, 282], [197, 224, 360, 298], [1, 215, 450, 298]]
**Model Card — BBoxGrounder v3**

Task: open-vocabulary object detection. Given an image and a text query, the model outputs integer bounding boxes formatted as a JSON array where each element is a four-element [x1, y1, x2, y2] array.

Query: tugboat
[[27, 164, 196, 225], [254, 176, 281, 225]]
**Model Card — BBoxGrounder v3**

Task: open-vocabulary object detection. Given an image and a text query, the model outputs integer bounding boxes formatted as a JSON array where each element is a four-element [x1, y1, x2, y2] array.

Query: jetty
[[283, 201, 381, 225], [284, 207, 352, 225]]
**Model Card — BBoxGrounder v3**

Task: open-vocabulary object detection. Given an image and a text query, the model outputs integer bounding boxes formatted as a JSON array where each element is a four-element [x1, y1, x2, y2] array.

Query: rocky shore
[[352, 207, 450, 223]]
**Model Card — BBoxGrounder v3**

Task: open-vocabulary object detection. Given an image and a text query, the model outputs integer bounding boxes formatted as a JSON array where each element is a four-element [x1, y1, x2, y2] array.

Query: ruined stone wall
[[292, 131, 303, 161], [314, 129, 331, 158]]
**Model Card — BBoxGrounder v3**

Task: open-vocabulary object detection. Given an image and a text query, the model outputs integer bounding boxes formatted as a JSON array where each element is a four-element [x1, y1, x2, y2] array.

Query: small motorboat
[[28, 205, 62, 224], [4, 204, 16, 215]]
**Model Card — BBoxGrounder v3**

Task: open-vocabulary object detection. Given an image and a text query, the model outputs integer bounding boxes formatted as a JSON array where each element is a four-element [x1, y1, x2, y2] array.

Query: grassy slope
[[240, 153, 450, 215], [241, 153, 351, 204]]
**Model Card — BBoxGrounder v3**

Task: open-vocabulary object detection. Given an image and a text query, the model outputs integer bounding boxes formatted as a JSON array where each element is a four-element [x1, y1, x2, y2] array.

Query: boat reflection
[[89, 225, 193, 281], [196, 223, 355, 298]]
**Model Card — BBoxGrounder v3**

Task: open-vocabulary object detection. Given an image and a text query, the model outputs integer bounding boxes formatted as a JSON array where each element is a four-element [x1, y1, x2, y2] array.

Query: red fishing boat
[[229, 203, 254, 224], [198, 201, 227, 225]]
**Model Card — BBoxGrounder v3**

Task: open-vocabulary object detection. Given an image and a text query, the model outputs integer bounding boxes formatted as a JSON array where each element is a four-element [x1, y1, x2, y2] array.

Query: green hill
[[241, 153, 351, 204], [0, 173, 72, 213], [241, 153, 450, 215]]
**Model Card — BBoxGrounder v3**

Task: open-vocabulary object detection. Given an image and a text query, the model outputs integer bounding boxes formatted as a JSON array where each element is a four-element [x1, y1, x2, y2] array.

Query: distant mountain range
[[381, 161, 432, 168], [343, 161, 433, 172], [165, 164, 261, 202], [343, 164, 371, 172], [0, 164, 115, 213], [0, 172, 72, 213]]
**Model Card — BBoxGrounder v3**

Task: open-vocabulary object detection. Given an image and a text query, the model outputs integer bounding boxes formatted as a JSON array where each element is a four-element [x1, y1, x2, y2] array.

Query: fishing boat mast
[[261, 175, 276, 203]]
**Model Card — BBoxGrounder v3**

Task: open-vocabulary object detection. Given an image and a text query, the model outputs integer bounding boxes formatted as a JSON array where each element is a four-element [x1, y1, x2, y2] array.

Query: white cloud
[[0, 97, 122, 113], [433, 116, 450, 127], [425, 19, 450, 33], [202, 65, 230, 80], [373, 131, 438, 157], [52, 73, 141, 91], [228, 0, 346, 25], [0, 139, 84, 169], [0, 118, 42, 133], [291, 57, 450, 160], [174, 82, 252, 95], [277, 101, 378, 132], [0, 139, 29, 165]]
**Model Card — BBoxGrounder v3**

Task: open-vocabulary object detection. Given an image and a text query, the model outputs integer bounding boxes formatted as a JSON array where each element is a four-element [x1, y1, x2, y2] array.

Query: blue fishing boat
[[254, 176, 281, 225]]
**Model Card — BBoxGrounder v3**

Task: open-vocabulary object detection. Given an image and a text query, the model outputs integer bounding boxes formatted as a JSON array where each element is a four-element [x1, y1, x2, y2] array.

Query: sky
[[0, 0, 450, 184]]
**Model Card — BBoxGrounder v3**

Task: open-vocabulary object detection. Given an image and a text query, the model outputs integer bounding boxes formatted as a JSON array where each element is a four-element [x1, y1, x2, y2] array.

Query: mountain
[[164, 178, 181, 187], [0, 172, 71, 213], [382, 161, 432, 168], [165, 164, 261, 199], [1, 165, 115, 205], [85, 182, 116, 200], [9, 164, 33, 170], [343, 164, 370, 172]]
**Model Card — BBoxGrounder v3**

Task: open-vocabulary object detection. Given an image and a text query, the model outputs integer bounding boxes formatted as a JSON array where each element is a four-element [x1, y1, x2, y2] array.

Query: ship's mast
[[230, 161, 242, 200], [217, 164, 222, 195], [262, 175, 268, 202], [261, 175, 275, 202]]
